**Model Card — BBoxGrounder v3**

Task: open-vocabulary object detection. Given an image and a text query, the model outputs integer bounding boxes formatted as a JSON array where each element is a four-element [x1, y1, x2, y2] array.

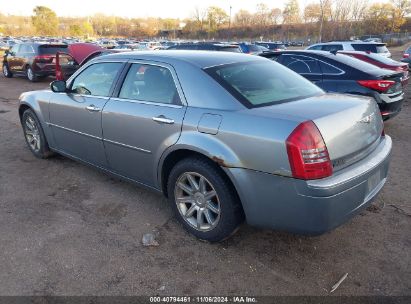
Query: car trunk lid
[[252, 93, 383, 171]]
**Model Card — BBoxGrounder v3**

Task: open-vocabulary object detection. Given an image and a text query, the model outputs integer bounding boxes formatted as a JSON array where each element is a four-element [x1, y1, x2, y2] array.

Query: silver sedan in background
[[18, 51, 391, 242]]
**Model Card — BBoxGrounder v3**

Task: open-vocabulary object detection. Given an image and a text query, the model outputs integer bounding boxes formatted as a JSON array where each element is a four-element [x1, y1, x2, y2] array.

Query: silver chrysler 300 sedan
[[18, 51, 392, 242]]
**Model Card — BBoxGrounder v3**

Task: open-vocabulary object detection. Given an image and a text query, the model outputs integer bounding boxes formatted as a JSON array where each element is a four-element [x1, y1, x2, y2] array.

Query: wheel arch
[[159, 147, 242, 205]]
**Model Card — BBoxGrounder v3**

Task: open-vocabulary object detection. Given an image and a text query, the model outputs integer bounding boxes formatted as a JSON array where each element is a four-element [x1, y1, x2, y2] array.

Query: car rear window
[[39, 44, 68, 55], [351, 43, 389, 54], [366, 52, 401, 65], [220, 46, 241, 53], [334, 53, 384, 73], [205, 61, 323, 108]]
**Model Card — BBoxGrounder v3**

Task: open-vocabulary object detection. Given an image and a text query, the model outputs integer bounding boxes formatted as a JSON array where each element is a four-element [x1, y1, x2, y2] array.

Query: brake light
[[286, 121, 333, 180], [403, 53, 410, 58], [357, 80, 395, 92], [34, 55, 53, 63]]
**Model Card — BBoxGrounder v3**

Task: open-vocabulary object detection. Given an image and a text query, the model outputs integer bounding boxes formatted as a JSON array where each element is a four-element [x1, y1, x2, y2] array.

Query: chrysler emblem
[[358, 113, 374, 124]]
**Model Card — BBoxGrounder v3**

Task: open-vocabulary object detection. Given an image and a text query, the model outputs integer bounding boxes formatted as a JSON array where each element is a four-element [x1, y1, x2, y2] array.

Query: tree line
[[0, 0, 410, 42]]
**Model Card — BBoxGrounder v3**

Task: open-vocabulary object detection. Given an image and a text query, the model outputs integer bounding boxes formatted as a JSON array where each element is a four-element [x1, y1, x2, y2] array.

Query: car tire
[[26, 66, 38, 82], [167, 156, 244, 242], [21, 109, 54, 159], [2, 64, 13, 78]]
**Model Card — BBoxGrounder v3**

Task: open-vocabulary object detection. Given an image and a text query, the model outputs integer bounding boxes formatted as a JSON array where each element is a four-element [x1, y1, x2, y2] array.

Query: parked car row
[[2, 40, 409, 122], [17, 50, 392, 241]]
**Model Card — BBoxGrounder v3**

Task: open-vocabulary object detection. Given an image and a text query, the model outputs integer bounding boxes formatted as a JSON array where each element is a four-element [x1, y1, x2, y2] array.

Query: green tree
[[32, 6, 59, 36], [365, 3, 394, 34], [390, 0, 411, 32], [206, 6, 229, 33], [283, 0, 300, 24]]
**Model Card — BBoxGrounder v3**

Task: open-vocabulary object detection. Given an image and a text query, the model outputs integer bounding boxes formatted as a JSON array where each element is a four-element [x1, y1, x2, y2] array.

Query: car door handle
[[86, 105, 101, 112], [152, 115, 174, 124]]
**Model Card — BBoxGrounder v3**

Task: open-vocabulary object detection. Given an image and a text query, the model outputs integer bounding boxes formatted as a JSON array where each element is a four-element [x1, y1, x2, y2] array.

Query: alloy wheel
[[174, 172, 221, 232], [24, 115, 41, 152], [3, 65, 9, 77], [27, 67, 34, 81]]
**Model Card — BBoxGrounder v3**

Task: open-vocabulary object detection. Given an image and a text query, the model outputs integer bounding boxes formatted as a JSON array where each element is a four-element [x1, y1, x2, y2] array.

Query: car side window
[[307, 45, 322, 51], [119, 64, 181, 105], [319, 62, 343, 75], [10, 44, 20, 54], [71, 62, 123, 97], [282, 55, 321, 74], [20, 44, 34, 53], [322, 44, 343, 52]]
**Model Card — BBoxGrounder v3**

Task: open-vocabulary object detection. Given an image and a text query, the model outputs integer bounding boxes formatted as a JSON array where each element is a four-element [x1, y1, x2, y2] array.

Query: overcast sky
[[2, 0, 386, 19]]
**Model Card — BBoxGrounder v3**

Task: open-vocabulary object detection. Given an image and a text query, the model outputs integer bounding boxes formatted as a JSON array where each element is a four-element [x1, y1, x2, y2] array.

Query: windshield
[[367, 52, 401, 65], [334, 53, 384, 74], [205, 61, 323, 108]]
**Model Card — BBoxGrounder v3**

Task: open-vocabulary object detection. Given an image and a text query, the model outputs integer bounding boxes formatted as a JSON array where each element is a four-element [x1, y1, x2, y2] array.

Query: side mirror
[[50, 80, 67, 93]]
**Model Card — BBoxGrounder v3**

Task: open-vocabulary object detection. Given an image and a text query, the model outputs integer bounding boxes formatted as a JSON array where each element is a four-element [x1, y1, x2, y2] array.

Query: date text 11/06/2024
[[149, 296, 257, 303]]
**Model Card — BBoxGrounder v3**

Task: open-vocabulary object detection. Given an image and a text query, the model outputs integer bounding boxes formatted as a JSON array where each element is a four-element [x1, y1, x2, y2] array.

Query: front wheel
[[21, 109, 54, 158], [167, 157, 244, 242], [3, 64, 13, 78]]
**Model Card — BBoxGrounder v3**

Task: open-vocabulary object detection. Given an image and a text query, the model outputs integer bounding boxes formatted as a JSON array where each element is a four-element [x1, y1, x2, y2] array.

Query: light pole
[[228, 5, 232, 41]]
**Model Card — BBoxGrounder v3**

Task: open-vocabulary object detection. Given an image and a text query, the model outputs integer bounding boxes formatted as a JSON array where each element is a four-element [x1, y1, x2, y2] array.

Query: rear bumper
[[373, 92, 404, 120], [226, 136, 392, 235], [379, 99, 404, 120]]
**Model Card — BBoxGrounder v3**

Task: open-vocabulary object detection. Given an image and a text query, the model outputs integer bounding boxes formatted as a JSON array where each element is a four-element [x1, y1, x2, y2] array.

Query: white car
[[306, 41, 391, 58]]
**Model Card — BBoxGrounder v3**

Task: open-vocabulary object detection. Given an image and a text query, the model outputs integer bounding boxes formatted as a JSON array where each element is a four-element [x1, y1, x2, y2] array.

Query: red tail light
[[357, 80, 395, 93], [403, 53, 410, 58], [34, 55, 53, 63], [286, 121, 333, 180]]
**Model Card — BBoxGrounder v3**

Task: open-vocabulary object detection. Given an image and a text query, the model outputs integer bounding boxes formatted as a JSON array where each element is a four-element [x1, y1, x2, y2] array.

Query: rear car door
[[102, 62, 187, 187], [49, 61, 125, 167], [280, 54, 323, 84], [17, 44, 35, 71]]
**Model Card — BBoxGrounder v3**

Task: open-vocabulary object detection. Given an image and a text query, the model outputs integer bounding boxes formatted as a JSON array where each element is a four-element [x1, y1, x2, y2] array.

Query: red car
[[339, 50, 409, 87], [55, 43, 116, 80]]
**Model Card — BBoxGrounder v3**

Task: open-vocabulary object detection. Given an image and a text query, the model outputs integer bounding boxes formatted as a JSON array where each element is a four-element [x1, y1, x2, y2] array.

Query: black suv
[[2, 43, 68, 82]]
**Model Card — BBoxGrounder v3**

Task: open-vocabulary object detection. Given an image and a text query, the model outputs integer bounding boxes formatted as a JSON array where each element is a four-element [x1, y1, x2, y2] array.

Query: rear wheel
[[2, 64, 13, 78], [26, 66, 38, 82], [22, 109, 54, 159], [167, 157, 244, 242]]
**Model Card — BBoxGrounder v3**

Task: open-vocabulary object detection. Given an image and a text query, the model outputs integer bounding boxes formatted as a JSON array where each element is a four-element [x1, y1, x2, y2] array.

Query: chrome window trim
[[110, 97, 183, 109]]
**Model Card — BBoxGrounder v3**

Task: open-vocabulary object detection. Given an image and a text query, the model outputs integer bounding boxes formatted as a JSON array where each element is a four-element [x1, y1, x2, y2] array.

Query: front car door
[[7, 44, 21, 72], [49, 61, 125, 167], [280, 54, 323, 84], [102, 62, 187, 187]]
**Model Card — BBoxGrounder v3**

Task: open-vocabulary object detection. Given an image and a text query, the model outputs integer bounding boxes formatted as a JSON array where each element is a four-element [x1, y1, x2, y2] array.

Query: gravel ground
[[0, 49, 410, 296]]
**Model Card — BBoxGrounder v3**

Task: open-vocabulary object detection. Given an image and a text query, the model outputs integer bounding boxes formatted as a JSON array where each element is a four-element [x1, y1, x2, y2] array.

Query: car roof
[[273, 50, 337, 57], [97, 50, 259, 68], [312, 41, 386, 46]]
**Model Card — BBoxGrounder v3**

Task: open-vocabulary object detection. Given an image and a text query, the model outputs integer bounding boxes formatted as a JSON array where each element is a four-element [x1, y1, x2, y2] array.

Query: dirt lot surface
[[0, 49, 410, 296]]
